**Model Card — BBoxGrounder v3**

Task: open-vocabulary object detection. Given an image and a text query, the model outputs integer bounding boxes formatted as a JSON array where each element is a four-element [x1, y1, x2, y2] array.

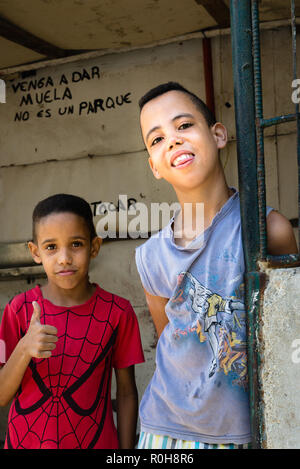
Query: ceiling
[[0, 0, 298, 75]]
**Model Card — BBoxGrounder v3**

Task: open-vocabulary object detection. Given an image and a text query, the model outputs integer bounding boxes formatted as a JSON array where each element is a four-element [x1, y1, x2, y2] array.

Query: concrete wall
[[261, 267, 300, 449], [0, 26, 299, 446]]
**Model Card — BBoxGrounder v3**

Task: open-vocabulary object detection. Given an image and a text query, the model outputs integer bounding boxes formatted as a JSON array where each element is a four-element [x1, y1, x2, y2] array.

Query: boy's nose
[[167, 135, 183, 150], [58, 248, 72, 265]]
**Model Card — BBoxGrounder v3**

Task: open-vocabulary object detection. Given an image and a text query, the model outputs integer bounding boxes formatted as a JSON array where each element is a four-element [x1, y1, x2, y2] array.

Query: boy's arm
[[144, 289, 169, 338], [267, 210, 298, 255], [0, 301, 57, 407], [0, 339, 32, 406], [142, 210, 297, 338], [115, 365, 138, 449]]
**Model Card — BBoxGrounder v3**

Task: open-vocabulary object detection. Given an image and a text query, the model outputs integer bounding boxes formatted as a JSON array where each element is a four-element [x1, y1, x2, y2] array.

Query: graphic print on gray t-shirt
[[135, 190, 272, 444]]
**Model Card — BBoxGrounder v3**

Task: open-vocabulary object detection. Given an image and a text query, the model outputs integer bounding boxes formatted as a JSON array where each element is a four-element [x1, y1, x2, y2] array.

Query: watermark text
[[94, 195, 204, 248]]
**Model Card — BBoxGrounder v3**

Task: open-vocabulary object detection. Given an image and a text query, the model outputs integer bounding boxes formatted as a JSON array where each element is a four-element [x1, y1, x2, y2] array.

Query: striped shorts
[[138, 431, 251, 449]]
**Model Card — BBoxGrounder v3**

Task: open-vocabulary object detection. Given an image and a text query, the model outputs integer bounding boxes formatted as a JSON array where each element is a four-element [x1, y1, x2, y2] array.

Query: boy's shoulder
[[8, 285, 41, 312], [136, 221, 172, 256], [94, 285, 140, 327], [95, 284, 132, 311], [135, 225, 174, 297]]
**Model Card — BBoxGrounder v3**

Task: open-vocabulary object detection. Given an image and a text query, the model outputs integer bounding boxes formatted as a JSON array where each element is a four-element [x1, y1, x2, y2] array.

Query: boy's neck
[[173, 177, 233, 247], [41, 279, 95, 307]]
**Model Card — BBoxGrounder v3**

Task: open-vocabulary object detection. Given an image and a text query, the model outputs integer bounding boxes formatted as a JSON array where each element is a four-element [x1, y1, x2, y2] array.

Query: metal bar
[[0, 266, 46, 282], [230, 0, 260, 273], [291, 0, 300, 251], [260, 114, 297, 128], [230, 0, 262, 448], [266, 253, 300, 267], [244, 271, 267, 447], [0, 236, 136, 270], [252, 0, 267, 260], [202, 37, 216, 118], [0, 242, 35, 269], [231, 0, 300, 450]]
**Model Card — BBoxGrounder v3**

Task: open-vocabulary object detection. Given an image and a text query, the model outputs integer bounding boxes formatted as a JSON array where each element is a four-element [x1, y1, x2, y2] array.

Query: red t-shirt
[[0, 284, 144, 449]]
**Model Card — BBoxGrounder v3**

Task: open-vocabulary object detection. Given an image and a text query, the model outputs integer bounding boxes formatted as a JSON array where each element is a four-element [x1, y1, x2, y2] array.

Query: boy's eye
[[46, 244, 56, 251], [149, 123, 192, 147], [150, 136, 163, 147], [178, 122, 193, 130], [72, 241, 83, 248]]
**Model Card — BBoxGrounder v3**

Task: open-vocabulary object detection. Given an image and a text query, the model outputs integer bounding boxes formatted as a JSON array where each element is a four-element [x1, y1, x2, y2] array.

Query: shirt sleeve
[[112, 302, 145, 369], [135, 245, 158, 296], [0, 302, 21, 365]]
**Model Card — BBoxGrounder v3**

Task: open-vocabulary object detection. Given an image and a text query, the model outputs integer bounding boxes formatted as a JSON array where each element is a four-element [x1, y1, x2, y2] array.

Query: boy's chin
[[48, 275, 87, 290], [173, 177, 207, 192]]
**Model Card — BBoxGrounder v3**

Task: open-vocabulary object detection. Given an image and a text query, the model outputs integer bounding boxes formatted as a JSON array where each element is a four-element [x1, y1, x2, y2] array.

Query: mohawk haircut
[[139, 82, 216, 128], [32, 193, 97, 242]]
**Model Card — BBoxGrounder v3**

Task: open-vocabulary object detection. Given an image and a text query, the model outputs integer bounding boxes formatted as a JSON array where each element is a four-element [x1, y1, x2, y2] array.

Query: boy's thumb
[[31, 301, 41, 323]]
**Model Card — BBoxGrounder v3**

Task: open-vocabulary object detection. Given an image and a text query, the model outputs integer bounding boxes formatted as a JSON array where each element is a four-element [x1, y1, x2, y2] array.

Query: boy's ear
[[90, 236, 102, 258], [27, 241, 42, 265], [148, 156, 162, 179], [211, 122, 227, 150]]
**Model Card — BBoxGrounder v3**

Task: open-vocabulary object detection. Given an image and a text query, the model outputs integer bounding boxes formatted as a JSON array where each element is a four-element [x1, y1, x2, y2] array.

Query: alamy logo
[[0, 79, 6, 103], [291, 339, 300, 364], [291, 79, 300, 104], [95, 195, 204, 249]]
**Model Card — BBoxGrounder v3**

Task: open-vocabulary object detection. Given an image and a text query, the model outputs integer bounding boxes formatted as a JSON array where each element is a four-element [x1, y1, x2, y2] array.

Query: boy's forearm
[[144, 289, 169, 338], [0, 337, 31, 406], [116, 389, 138, 449]]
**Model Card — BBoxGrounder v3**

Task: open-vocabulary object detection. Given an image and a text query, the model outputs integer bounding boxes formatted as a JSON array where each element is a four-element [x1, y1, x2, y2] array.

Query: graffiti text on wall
[[10, 66, 132, 121]]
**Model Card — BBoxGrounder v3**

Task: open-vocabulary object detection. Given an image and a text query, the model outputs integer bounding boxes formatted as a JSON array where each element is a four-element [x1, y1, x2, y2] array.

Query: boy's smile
[[140, 90, 227, 192], [170, 150, 195, 168]]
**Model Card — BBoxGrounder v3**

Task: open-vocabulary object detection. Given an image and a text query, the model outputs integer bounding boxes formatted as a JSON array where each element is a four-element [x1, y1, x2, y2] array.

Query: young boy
[[0, 193, 144, 449], [135, 82, 297, 449]]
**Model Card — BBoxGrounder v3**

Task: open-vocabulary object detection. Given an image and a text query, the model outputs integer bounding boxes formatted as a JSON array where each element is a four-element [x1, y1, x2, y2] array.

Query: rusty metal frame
[[230, 0, 300, 448]]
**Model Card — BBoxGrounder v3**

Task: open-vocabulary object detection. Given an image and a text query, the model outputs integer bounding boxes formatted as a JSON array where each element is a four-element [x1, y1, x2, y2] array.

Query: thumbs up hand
[[30, 300, 42, 324], [23, 301, 58, 359]]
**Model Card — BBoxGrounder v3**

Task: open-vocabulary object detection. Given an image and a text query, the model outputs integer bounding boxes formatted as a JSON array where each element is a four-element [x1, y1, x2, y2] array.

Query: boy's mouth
[[171, 151, 195, 168], [56, 270, 77, 276]]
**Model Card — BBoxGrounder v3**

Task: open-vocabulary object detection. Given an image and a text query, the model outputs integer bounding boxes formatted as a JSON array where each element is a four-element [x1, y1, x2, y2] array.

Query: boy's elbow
[[0, 397, 10, 407], [0, 373, 12, 407], [267, 210, 298, 255], [0, 387, 11, 407]]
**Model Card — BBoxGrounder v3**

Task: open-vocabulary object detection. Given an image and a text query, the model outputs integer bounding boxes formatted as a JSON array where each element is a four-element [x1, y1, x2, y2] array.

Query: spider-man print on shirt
[[0, 285, 144, 449]]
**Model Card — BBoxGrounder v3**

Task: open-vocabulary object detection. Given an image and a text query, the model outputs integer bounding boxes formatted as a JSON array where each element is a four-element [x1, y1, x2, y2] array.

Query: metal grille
[[230, 0, 299, 448], [253, 0, 299, 265]]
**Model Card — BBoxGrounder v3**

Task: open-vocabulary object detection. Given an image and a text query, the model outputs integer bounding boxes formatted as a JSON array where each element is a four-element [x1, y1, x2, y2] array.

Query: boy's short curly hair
[[139, 81, 216, 128], [32, 193, 97, 242]]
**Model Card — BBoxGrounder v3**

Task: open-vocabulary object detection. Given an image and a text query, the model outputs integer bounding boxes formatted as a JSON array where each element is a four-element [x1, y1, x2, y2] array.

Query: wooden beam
[[0, 15, 82, 58], [195, 0, 231, 28]]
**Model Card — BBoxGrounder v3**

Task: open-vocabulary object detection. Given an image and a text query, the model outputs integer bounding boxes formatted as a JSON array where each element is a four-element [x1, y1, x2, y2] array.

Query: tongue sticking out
[[173, 154, 194, 167]]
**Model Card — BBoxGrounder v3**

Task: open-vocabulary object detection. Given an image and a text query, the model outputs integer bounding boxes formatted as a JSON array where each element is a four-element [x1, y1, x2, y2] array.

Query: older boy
[[135, 82, 297, 449]]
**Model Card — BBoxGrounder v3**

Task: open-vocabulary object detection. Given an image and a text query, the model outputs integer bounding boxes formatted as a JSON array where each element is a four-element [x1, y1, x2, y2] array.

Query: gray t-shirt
[[136, 190, 272, 444]]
